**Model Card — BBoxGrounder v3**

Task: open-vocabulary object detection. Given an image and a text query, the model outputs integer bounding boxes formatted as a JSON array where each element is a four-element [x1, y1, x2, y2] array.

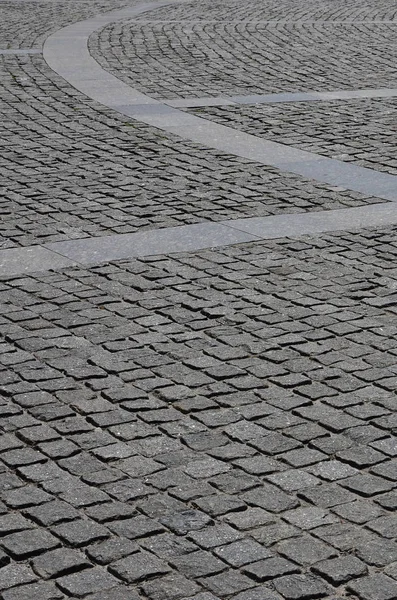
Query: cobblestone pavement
[[1, 0, 397, 599], [188, 99, 397, 175]]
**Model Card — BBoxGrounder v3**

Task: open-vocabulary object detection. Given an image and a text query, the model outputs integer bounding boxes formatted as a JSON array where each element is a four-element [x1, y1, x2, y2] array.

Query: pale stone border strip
[[165, 88, 397, 108], [2, 203, 397, 277], [43, 1, 397, 202]]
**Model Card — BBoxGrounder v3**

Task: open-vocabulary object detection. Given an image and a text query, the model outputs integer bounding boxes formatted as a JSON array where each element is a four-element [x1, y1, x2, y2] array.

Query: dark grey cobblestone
[[1, 0, 397, 598], [190, 99, 397, 176], [0, 227, 396, 597], [91, 8, 397, 98], [0, 1, 393, 248]]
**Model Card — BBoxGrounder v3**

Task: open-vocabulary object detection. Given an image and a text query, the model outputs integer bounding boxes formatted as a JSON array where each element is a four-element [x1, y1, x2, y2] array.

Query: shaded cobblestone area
[[189, 99, 397, 176], [1, 228, 397, 599]]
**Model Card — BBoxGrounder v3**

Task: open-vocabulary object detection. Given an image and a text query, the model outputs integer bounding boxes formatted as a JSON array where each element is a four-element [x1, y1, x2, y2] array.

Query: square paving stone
[[277, 535, 337, 565], [214, 538, 272, 567], [333, 500, 384, 524], [243, 557, 300, 581], [200, 570, 254, 596], [57, 567, 119, 597], [308, 460, 358, 481], [281, 449, 327, 468], [283, 507, 338, 530], [1, 581, 64, 600], [109, 514, 165, 539], [274, 574, 332, 599], [188, 524, 243, 549], [299, 483, 357, 507], [1, 529, 60, 559], [224, 507, 274, 530], [267, 470, 320, 493], [347, 574, 397, 600], [140, 533, 197, 560], [0, 564, 36, 591], [2, 485, 52, 508], [51, 519, 109, 547], [0, 513, 35, 535], [117, 456, 164, 478], [193, 493, 246, 517], [24, 500, 80, 526], [337, 446, 386, 468], [367, 515, 397, 538], [340, 474, 394, 496], [87, 537, 139, 564], [312, 555, 367, 585], [32, 547, 92, 578], [233, 456, 283, 475], [170, 550, 226, 578], [243, 484, 299, 513], [355, 536, 397, 566], [109, 549, 171, 582], [141, 573, 201, 600]]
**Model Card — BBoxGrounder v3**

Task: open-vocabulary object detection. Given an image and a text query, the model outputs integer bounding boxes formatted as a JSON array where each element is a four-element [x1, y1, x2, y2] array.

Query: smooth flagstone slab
[[165, 88, 397, 107], [43, 2, 397, 203], [3, 203, 397, 276], [224, 203, 397, 238], [44, 223, 259, 263], [0, 246, 77, 277]]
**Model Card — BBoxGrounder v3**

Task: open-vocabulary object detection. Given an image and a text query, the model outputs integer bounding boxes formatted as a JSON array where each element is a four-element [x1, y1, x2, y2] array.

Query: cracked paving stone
[[160, 510, 213, 535], [282, 506, 338, 530]]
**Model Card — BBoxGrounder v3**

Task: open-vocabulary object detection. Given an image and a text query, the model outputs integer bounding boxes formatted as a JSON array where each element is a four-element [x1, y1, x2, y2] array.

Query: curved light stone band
[[166, 88, 397, 108], [3, 202, 397, 277], [7, 0, 390, 278], [43, 2, 397, 202]]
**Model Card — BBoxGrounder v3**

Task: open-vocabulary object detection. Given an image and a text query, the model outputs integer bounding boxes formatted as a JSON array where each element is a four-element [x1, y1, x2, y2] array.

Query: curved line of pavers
[[2, 0, 397, 277]]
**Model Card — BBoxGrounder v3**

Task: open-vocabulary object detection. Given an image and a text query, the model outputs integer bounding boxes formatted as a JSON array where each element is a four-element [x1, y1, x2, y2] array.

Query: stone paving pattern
[[1, 229, 397, 600], [0, 0, 397, 598], [1, 54, 382, 250], [189, 99, 397, 176]]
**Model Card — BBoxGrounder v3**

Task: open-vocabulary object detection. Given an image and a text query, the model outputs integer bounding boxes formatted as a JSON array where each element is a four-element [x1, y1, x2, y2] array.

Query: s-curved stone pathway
[[43, 1, 397, 203], [1, 0, 395, 276]]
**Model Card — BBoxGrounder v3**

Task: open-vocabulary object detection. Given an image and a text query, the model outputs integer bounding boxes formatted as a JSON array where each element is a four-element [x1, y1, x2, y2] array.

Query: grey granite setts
[[43, 1, 397, 203], [3, 203, 397, 276]]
